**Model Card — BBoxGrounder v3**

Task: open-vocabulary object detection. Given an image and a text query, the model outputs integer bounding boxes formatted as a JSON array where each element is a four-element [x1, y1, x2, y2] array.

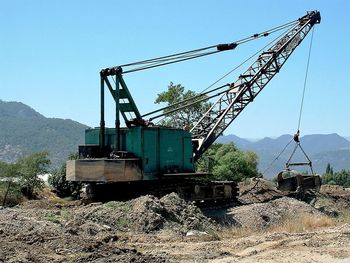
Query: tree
[[48, 153, 82, 199], [0, 161, 22, 206], [197, 143, 259, 181], [156, 83, 259, 182], [154, 82, 211, 129], [0, 152, 50, 204], [17, 152, 50, 198], [325, 163, 334, 175], [322, 169, 350, 187]]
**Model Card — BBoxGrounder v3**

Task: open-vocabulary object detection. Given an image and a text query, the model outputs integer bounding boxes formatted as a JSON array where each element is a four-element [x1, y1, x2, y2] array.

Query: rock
[[102, 224, 112, 231], [186, 230, 208, 237]]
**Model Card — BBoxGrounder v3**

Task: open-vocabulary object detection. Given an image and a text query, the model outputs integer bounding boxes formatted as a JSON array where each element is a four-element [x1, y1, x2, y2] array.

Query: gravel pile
[[227, 197, 322, 229]]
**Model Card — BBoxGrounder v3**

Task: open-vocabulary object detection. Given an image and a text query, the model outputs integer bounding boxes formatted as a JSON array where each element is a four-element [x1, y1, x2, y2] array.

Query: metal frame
[[190, 11, 320, 160], [99, 71, 142, 154]]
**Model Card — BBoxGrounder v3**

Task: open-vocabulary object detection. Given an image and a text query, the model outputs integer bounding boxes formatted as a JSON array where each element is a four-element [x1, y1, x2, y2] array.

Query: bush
[[0, 181, 23, 206], [322, 168, 350, 187], [197, 143, 259, 182], [48, 154, 82, 199], [0, 152, 50, 205], [17, 152, 50, 198]]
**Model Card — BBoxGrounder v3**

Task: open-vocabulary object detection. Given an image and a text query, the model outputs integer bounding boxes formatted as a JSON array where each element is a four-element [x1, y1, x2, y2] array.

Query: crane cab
[[67, 126, 195, 182]]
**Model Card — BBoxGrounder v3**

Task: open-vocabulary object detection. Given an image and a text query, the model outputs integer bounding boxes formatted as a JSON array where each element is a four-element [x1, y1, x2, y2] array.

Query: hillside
[[0, 100, 88, 168], [1, 99, 349, 175], [217, 133, 350, 178]]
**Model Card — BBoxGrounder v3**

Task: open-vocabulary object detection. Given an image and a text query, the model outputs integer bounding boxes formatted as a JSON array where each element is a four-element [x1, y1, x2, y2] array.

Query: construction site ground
[[1, 180, 350, 263]]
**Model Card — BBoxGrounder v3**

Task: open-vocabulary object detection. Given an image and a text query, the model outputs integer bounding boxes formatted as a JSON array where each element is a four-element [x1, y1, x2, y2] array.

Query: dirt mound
[[131, 193, 214, 233], [310, 184, 350, 217], [0, 193, 212, 262], [227, 197, 322, 229], [0, 193, 216, 262], [0, 207, 164, 263], [72, 193, 215, 234], [238, 178, 284, 204], [320, 184, 350, 198]]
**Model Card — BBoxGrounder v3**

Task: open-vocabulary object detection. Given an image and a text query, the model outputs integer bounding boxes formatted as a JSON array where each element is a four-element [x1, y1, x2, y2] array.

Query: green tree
[[156, 83, 259, 182], [48, 153, 82, 199], [325, 163, 334, 175], [322, 169, 350, 187], [0, 152, 50, 204], [17, 152, 50, 198], [197, 143, 259, 181], [155, 82, 211, 129], [0, 161, 22, 206]]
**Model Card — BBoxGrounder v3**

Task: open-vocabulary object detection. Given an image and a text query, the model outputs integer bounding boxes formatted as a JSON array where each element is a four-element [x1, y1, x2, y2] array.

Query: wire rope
[[152, 26, 295, 123], [263, 27, 316, 175], [297, 27, 315, 132], [106, 19, 299, 74]]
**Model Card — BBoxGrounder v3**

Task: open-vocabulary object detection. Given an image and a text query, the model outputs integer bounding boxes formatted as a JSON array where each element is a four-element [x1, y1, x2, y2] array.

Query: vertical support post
[[100, 74, 105, 155], [115, 75, 120, 153]]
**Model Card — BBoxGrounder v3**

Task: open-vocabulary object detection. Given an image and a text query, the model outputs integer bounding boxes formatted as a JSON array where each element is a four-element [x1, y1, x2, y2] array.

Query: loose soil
[[1, 184, 350, 262]]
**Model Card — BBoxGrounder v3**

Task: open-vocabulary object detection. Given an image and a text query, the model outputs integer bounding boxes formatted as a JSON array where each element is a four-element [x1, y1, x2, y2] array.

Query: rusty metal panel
[[66, 159, 142, 182]]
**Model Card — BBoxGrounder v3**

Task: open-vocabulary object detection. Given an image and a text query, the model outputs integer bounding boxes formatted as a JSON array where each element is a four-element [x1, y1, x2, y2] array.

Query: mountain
[[0, 100, 88, 168], [299, 134, 350, 154], [216, 134, 252, 149], [217, 133, 350, 178], [1, 99, 349, 176]]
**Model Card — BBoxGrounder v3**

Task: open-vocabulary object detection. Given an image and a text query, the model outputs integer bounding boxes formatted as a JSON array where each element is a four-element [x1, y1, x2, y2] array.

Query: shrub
[[48, 154, 82, 199]]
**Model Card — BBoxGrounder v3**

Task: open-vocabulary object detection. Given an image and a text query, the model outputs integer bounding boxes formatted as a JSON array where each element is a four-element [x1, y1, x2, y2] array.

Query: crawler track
[[85, 179, 238, 207]]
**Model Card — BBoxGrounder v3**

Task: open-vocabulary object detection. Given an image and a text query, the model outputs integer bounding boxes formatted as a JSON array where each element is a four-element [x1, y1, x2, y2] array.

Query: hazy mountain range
[[0, 99, 349, 177], [0, 100, 88, 168], [217, 134, 350, 178]]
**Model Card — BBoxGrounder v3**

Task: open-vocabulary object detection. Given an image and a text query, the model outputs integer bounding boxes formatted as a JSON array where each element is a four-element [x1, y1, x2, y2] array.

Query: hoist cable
[[297, 26, 315, 131], [141, 83, 230, 118], [286, 27, 315, 170], [150, 26, 294, 123], [263, 27, 316, 175], [262, 138, 294, 175], [199, 25, 294, 94], [105, 19, 299, 75], [122, 51, 220, 74]]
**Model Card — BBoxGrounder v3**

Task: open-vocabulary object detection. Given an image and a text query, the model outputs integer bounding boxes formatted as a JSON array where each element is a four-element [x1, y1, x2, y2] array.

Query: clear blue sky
[[1, 0, 349, 138]]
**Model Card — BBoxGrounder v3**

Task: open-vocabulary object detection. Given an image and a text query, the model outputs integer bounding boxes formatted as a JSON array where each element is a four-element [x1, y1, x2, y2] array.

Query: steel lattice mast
[[190, 11, 321, 160]]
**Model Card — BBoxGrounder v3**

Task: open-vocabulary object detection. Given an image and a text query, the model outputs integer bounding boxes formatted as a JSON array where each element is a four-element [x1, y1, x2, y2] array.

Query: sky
[[1, 0, 349, 139]]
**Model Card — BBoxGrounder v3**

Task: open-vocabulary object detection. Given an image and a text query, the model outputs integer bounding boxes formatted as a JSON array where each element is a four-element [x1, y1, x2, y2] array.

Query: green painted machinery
[[66, 11, 321, 202]]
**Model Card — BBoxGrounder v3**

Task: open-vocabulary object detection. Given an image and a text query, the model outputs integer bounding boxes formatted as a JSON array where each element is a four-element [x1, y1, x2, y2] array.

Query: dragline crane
[[66, 11, 321, 202]]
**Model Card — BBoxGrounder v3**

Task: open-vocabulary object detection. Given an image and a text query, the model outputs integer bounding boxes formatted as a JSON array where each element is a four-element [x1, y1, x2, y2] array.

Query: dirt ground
[[132, 224, 350, 263], [1, 183, 350, 263]]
